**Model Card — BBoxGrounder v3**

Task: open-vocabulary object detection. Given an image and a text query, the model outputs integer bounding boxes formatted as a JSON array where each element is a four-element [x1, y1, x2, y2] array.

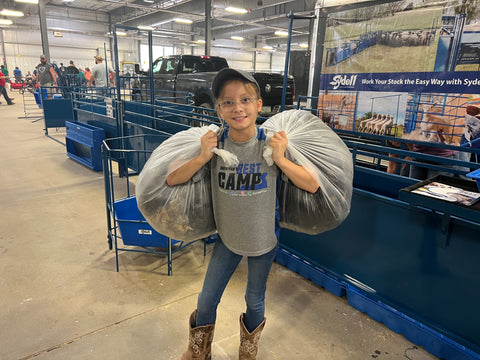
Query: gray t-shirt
[[36, 62, 54, 85], [91, 62, 114, 87], [211, 127, 280, 256]]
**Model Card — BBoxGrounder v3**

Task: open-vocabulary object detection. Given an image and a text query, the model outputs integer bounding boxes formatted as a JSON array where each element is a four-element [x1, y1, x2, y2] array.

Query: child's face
[[217, 80, 262, 141]]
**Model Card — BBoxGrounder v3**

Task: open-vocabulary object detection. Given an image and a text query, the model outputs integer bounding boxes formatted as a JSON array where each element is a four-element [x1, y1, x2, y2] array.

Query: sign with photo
[[316, 0, 480, 148]]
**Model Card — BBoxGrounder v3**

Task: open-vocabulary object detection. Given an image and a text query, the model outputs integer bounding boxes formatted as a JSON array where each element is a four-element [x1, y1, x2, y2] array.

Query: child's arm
[[166, 130, 218, 186], [269, 131, 320, 194]]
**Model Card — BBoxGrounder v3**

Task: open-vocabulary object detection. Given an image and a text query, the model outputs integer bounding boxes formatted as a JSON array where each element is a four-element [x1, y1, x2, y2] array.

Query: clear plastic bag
[[261, 109, 353, 235], [136, 124, 237, 241]]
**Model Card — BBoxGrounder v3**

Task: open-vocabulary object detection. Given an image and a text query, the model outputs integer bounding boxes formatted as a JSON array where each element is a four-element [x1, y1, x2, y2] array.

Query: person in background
[[406, 130, 470, 180], [0, 71, 14, 105], [59, 63, 66, 76], [25, 71, 33, 83], [169, 68, 319, 360], [66, 60, 79, 75], [13, 67, 22, 83], [77, 68, 86, 86], [25, 71, 35, 88], [124, 70, 132, 89], [63, 60, 79, 86], [88, 55, 115, 88], [84, 67, 91, 85], [1, 65, 9, 79], [36, 55, 57, 97]]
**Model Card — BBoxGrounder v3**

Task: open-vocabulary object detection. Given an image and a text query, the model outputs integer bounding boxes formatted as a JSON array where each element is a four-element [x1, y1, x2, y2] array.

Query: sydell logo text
[[329, 75, 357, 90]]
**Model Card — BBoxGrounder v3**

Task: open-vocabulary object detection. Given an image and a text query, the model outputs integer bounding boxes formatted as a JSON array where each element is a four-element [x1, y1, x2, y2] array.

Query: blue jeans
[[196, 237, 278, 332], [0, 85, 14, 104]]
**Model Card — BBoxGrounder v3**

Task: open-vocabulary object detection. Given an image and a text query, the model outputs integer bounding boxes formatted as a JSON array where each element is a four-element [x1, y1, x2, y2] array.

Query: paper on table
[[411, 182, 480, 206]]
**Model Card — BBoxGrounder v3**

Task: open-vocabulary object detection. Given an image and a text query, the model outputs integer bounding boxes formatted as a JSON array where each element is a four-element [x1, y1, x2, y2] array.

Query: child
[[168, 68, 319, 360]]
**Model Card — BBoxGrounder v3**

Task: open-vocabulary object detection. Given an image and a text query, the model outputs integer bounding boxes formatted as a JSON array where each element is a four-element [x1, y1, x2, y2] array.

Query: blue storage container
[[34, 88, 48, 108], [114, 196, 180, 247], [65, 121, 105, 171], [467, 169, 480, 192]]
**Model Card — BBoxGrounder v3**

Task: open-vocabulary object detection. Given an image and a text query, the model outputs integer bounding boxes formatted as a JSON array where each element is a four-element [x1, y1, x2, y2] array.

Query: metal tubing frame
[[282, 11, 316, 112], [102, 134, 209, 275]]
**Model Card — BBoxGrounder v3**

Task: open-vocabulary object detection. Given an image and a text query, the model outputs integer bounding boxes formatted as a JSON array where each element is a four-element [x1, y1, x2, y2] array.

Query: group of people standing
[[4, 53, 114, 89], [0, 54, 116, 103], [39, 54, 115, 89], [58, 60, 87, 85]]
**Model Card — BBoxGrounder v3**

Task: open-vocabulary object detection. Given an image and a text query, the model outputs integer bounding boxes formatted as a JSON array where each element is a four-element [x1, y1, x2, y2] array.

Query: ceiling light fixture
[[299, 43, 309, 48], [225, 7, 248, 14], [138, 25, 154, 30], [116, 31, 127, 36], [0, 19, 13, 25], [174, 18, 193, 24], [274, 30, 289, 37], [196, 39, 205, 44], [1, 9, 24, 17], [263, 45, 273, 50], [231, 36, 244, 41], [14, 0, 38, 4]]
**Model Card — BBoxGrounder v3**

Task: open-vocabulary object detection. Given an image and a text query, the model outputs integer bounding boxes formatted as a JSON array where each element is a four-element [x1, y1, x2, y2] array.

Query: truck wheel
[[197, 101, 214, 116], [192, 101, 217, 126]]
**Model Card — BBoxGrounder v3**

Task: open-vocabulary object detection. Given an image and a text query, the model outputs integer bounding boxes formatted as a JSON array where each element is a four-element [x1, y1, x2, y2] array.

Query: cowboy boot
[[239, 314, 266, 360], [179, 310, 215, 360]]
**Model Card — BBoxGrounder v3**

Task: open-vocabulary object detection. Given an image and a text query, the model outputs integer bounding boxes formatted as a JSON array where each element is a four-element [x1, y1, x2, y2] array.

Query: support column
[[204, 0, 212, 56], [1, 29, 7, 68], [307, 5, 328, 110], [109, 15, 114, 66], [253, 36, 257, 72], [38, 0, 50, 60], [137, 39, 141, 64]]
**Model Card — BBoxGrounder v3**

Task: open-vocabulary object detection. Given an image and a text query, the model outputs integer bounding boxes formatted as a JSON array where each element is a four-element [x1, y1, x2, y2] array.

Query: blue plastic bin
[[114, 197, 179, 247], [34, 88, 48, 108], [65, 121, 105, 171], [466, 169, 480, 192]]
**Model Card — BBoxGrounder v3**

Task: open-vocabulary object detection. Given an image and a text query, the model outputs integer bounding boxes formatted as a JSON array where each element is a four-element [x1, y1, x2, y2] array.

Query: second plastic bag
[[261, 109, 354, 235], [136, 124, 236, 241]]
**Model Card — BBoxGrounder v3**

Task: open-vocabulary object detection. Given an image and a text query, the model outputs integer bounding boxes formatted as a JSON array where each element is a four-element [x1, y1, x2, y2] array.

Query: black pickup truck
[[133, 54, 294, 115]]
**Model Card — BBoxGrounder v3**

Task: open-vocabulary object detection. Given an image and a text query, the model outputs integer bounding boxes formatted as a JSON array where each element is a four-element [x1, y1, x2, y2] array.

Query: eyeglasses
[[218, 97, 257, 110]]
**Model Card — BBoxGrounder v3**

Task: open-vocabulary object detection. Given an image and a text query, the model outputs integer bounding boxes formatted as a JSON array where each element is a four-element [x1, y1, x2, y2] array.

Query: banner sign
[[315, 0, 480, 148], [321, 71, 480, 93]]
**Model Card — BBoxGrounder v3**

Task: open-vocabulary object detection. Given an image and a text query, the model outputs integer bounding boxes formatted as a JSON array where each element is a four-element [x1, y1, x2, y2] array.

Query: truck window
[[182, 58, 194, 73], [152, 59, 163, 74], [211, 58, 228, 71], [164, 59, 175, 74], [191, 57, 228, 72]]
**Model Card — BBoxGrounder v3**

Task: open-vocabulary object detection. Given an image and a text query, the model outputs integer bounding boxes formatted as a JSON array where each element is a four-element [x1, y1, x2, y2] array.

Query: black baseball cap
[[212, 68, 260, 98]]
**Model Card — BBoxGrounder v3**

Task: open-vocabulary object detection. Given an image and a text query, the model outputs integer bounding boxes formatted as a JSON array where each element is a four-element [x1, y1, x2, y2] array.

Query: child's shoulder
[[257, 126, 267, 141]]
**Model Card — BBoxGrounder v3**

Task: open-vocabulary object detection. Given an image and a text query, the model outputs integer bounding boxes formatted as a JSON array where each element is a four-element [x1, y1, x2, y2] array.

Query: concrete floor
[[0, 91, 440, 360]]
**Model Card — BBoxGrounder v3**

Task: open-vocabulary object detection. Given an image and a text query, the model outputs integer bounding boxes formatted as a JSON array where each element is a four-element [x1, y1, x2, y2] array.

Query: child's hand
[[269, 131, 288, 163], [200, 130, 218, 162]]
